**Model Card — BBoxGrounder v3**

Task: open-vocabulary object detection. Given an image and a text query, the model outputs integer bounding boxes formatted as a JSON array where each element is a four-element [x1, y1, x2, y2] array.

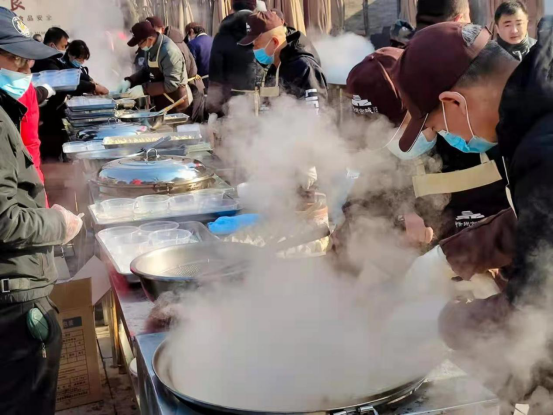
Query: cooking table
[[134, 332, 500, 415]]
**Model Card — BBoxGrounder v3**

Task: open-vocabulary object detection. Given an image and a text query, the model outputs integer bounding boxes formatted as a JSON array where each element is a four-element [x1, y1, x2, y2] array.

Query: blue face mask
[[441, 95, 497, 154], [0, 68, 32, 100], [387, 131, 437, 160], [71, 60, 82, 68], [253, 40, 275, 66], [141, 46, 151, 52]]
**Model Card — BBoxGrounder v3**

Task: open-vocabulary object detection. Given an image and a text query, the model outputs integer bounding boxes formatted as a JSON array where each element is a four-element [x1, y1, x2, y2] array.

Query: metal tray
[[152, 340, 426, 415], [96, 221, 218, 283]]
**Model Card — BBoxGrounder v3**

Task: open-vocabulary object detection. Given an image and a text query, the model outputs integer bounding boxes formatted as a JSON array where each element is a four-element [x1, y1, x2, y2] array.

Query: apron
[[230, 66, 281, 116], [148, 35, 190, 114], [412, 153, 503, 198]]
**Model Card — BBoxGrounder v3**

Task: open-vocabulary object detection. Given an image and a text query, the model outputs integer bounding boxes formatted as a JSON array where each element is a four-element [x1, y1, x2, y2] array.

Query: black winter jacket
[[207, 10, 263, 114], [264, 30, 328, 101], [496, 16, 553, 305]]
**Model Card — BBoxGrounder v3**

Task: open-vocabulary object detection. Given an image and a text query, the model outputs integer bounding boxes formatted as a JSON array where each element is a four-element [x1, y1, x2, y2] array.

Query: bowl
[[101, 198, 135, 219], [111, 232, 151, 270], [194, 189, 226, 210], [98, 226, 139, 248], [168, 194, 196, 212], [135, 195, 169, 215], [139, 221, 179, 234], [149, 229, 192, 248]]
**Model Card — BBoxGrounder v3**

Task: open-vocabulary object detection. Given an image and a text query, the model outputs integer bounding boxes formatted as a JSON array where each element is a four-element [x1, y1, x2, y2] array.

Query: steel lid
[[95, 150, 214, 187]]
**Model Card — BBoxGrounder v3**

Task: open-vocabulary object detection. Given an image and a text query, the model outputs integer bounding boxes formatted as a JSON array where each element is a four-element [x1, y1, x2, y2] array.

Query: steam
[[62, 0, 133, 90], [312, 33, 375, 85], [161, 97, 451, 411]]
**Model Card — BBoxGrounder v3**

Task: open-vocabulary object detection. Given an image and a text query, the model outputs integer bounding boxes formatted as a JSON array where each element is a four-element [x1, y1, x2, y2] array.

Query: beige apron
[[231, 65, 282, 115], [412, 153, 503, 198]]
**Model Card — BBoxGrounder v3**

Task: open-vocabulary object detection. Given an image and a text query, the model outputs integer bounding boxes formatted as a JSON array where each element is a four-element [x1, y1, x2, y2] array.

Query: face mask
[[0, 68, 32, 100], [441, 93, 497, 154], [253, 40, 275, 66], [71, 60, 82, 68], [387, 131, 437, 160], [141, 45, 151, 52]]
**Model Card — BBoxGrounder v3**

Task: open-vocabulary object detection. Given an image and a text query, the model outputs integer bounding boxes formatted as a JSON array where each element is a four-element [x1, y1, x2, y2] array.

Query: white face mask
[[385, 115, 437, 160], [0, 68, 32, 100]]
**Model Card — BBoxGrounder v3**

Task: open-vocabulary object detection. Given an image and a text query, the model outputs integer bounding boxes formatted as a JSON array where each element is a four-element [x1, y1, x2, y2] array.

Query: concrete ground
[[56, 327, 139, 415]]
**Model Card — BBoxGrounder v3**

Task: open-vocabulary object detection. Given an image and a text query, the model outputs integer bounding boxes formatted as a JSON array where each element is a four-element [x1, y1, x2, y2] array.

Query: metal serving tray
[[96, 221, 218, 283]]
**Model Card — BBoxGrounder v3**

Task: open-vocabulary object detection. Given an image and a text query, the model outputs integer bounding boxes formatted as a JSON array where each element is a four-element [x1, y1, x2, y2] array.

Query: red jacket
[[19, 86, 47, 206]]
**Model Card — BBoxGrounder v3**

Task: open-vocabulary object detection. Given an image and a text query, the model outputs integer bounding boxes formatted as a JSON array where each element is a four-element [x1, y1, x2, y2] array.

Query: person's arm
[[188, 41, 198, 60], [143, 45, 187, 96], [285, 60, 328, 101], [440, 208, 517, 280], [0, 135, 66, 248], [125, 66, 151, 88]]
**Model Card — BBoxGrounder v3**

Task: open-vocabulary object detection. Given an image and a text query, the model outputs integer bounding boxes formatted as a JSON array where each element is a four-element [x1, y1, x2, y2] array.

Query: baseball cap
[[238, 11, 284, 46], [146, 16, 164, 29], [346, 47, 406, 125], [0, 7, 61, 60], [392, 22, 491, 152], [127, 21, 157, 47]]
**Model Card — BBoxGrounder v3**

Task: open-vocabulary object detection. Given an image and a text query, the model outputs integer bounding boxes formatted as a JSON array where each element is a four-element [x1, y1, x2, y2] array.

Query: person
[[32, 27, 69, 161], [495, 0, 536, 61], [389, 20, 415, 48], [238, 11, 327, 103], [32, 33, 42, 42], [186, 23, 213, 89], [118, 21, 192, 114], [207, 0, 263, 115], [61, 40, 109, 96], [0, 8, 83, 414], [146, 16, 204, 93], [416, 0, 471, 30], [393, 19, 553, 404]]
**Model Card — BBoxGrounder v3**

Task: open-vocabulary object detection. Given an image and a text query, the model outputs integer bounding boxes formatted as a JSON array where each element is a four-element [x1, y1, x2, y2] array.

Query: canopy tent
[[304, 0, 332, 34], [166, 0, 195, 33], [399, 0, 417, 28], [212, 0, 233, 35], [267, 0, 307, 34]]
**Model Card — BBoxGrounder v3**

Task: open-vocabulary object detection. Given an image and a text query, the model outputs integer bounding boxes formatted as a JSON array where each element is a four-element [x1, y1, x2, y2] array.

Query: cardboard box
[[50, 256, 111, 411]]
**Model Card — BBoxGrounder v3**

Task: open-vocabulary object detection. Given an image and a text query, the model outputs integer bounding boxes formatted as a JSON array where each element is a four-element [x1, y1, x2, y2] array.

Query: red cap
[[238, 11, 284, 46], [346, 47, 405, 125], [392, 22, 491, 151], [128, 21, 157, 47], [146, 16, 164, 29]]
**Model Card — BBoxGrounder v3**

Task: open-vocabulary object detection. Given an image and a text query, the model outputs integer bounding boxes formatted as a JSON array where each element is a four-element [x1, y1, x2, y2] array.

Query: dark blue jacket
[[188, 33, 213, 83]]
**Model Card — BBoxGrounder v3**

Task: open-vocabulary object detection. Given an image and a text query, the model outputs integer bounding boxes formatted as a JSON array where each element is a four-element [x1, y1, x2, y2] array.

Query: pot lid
[[95, 150, 214, 187]]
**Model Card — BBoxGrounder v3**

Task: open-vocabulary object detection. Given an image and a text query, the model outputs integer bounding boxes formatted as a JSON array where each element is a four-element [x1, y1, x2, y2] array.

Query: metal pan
[[152, 340, 426, 415]]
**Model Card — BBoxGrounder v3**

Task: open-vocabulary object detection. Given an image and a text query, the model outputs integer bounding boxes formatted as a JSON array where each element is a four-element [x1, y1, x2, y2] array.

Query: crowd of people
[[0, 0, 551, 413]]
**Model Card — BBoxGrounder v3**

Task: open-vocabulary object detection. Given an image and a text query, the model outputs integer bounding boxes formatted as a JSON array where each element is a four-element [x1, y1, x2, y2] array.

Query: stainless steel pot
[[92, 149, 215, 197], [153, 340, 426, 415], [118, 111, 166, 129]]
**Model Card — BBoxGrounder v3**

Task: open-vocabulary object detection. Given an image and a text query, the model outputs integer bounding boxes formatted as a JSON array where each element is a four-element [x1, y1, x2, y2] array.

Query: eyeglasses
[[0, 50, 29, 69]]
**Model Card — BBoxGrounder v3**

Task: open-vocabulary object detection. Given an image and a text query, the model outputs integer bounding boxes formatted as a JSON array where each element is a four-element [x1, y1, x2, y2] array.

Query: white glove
[[403, 246, 457, 299], [127, 84, 144, 99], [454, 273, 501, 300], [52, 205, 84, 245], [42, 84, 56, 98], [116, 79, 131, 94]]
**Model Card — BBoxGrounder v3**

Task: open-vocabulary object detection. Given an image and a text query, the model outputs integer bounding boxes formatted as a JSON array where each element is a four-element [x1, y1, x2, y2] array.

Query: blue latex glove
[[208, 214, 261, 235]]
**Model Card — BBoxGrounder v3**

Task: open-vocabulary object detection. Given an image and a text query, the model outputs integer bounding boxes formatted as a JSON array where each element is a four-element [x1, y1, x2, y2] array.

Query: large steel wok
[[152, 340, 426, 414]]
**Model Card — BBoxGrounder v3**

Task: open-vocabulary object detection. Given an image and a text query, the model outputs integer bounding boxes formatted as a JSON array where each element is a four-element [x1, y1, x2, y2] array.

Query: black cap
[[128, 21, 157, 47], [0, 7, 61, 60]]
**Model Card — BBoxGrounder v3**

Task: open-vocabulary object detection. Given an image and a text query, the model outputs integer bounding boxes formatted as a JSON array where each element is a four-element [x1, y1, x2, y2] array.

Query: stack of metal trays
[[66, 97, 117, 128]]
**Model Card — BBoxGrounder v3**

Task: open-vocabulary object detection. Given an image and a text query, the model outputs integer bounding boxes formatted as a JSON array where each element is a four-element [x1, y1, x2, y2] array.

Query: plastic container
[[111, 232, 151, 270], [98, 226, 138, 248], [135, 195, 169, 215], [101, 198, 135, 219], [194, 189, 226, 210], [139, 221, 179, 234], [168, 194, 196, 212], [149, 229, 192, 248]]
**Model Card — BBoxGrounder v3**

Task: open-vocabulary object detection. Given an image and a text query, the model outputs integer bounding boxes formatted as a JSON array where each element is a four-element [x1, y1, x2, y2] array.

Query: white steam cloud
[[160, 97, 450, 411]]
